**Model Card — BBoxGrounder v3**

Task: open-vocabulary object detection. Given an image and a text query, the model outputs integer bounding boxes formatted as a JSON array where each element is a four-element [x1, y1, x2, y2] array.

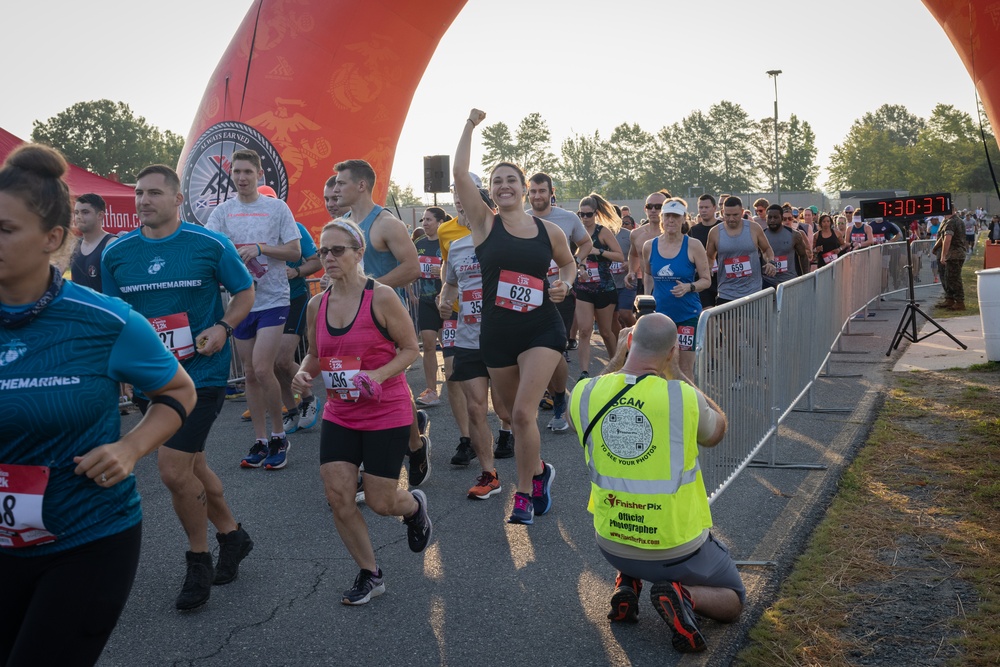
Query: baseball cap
[[808, 205, 819, 215], [791, 207, 800, 217], [844, 205, 855, 212], [258, 185, 278, 198], [451, 172, 483, 189], [662, 200, 687, 216]]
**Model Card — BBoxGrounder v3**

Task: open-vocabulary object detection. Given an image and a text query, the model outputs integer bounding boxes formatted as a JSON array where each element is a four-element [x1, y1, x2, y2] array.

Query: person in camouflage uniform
[[939, 207, 968, 310]]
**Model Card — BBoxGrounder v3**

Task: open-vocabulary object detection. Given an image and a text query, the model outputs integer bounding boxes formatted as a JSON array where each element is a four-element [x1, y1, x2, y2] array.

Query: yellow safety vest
[[570, 373, 712, 550]]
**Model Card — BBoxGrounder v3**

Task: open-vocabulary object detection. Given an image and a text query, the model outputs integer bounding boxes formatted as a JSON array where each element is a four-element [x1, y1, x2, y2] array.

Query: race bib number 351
[[0, 464, 56, 548], [148, 313, 195, 361], [496, 270, 544, 312]]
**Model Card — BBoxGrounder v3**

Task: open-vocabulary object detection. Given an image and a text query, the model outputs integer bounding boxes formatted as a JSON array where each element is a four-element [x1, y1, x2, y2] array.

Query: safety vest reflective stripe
[[577, 377, 700, 495]]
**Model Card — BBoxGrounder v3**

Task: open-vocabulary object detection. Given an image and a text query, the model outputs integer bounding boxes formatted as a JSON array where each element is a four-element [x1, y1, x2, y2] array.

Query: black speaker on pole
[[423, 155, 450, 193]]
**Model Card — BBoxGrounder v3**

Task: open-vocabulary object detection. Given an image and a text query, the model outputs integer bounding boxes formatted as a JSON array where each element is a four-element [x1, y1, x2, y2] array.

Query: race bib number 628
[[495, 270, 544, 312]]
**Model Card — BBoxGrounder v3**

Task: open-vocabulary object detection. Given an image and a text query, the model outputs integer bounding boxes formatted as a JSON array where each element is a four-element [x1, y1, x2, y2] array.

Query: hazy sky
[[1, 0, 981, 197]]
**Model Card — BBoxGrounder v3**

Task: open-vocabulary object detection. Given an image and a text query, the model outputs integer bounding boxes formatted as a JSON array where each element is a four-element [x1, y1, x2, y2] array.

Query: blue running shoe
[[506, 491, 534, 525], [531, 462, 555, 515], [263, 436, 290, 470], [240, 441, 267, 468]]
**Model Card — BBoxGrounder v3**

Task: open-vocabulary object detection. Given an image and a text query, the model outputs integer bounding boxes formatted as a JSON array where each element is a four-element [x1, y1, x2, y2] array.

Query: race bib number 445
[[148, 313, 195, 361], [496, 270, 544, 312], [0, 464, 56, 548]]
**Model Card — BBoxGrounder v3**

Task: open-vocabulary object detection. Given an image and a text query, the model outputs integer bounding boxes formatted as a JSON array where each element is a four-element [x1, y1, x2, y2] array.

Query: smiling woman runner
[[453, 108, 578, 525], [292, 219, 432, 606], [0, 144, 196, 667]]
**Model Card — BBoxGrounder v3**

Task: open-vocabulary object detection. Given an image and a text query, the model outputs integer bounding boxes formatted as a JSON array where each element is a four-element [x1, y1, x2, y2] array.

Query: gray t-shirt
[[528, 206, 589, 248], [445, 234, 482, 350], [206, 196, 300, 311], [716, 222, 763, 300]]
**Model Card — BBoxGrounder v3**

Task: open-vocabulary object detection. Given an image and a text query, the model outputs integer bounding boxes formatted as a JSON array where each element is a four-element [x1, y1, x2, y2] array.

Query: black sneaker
[[342, 568, 385, 605], [450, 437, 476, 466], [403, 489, 433, 553], [651, 581, 706, 653], [213, 524, 253, 585], [409, 435, 431, 487], [608, 572, 642, 623], [494, 431, 515, 459], [566, 339, 579, 350], [176, 551, 214, 611], [416, 408, 430, 437]]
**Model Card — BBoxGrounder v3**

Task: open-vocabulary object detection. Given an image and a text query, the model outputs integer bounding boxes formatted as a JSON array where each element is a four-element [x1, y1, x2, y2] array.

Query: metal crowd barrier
[[694, 239, 931, 504]]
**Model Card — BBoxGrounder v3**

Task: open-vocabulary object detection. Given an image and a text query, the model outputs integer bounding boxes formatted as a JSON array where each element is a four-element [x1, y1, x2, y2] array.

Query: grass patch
[[735, 365, 1000, 666]]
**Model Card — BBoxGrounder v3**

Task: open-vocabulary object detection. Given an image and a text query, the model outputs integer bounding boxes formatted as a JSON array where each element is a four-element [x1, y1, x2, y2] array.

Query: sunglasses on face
[[318, 245, 360, 258], [577, 211, 595, 219], [645, 203, 663, 210], [782, 216, 794, 222]]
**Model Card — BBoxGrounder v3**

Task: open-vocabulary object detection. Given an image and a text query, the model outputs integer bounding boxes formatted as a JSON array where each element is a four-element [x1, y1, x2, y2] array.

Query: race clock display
[[859, 193, 951, 220]]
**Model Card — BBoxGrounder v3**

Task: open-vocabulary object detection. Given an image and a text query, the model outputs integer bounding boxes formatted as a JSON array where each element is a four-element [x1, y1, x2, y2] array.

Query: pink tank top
[[316, 280, 413, 429]]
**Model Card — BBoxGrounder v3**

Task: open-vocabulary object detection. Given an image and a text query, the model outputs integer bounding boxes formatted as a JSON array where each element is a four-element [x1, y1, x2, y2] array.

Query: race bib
[[496, 270, 544, 312], [711, 259, 718, 274], [774, 255, 789, 274], [147, 313, 195, 361], [851, 233, 867, 245], [547, 260, 559, 277], [723, 256, 753, 279], [677, 325, 695, 352], [0, 464, 55, 548], [873, 234, 885, 244], [609, 261, 625, 275], [823, 250, 839, 264], [441, 320, 457, 348], [460, 288, 483, 325], [419, 255, 441, 280], [320, 356, 362, 402], [580, 261, 601, 283]]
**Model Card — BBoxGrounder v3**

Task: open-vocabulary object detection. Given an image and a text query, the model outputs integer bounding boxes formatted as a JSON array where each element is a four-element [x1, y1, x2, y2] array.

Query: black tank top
[[815, 230, 841, 267], [476, 214, 558, 328]]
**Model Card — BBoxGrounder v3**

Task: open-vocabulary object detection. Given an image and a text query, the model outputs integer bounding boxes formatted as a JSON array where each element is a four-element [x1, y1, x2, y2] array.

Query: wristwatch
[[689, 283, 695, 293], [215, 320, 234, 338]]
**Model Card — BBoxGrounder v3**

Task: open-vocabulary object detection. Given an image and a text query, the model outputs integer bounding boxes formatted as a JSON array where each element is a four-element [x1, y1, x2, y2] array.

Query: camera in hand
[[634, 295, 656, 319]]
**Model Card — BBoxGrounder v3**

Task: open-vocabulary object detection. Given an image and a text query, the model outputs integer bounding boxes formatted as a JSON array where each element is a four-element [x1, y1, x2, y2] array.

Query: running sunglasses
[[645, 203, 663, 210], [318, 245, 360, 258], [577, 211, 595, 218]]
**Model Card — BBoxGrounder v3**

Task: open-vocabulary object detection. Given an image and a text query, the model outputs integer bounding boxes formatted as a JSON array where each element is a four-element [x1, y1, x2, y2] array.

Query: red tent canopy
[[0, 126, 139, 235]]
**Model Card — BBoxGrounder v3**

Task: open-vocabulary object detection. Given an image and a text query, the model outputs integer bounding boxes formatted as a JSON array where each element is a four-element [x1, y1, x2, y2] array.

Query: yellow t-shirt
[[437, 217, 471, 265]]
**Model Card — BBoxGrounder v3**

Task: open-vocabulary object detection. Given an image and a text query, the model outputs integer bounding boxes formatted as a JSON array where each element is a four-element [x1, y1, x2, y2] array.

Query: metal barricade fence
[[694, 289, 776, 504]]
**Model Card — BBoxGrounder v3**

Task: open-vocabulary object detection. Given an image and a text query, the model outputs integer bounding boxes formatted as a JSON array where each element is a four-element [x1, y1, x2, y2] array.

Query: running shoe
[[494, 431, 515, 459], [297, 398, 319, 430], [213, 524, 253, 585], [650, 581, 706, 653], [240, 441, 268, 468], [468, 469, 501, 499], [547, 415, 569, 432], [403, 489, 433, 552], [282, 409, 300, 435], [409, 435, 431, 487], [566, 339, 579, 350], [225, 384, 245, 400], [176, 551, 214, 611], [608, 572, 642, 623], [450, 437, 476, 466], [263, 435, 290, 470], [531, 461, 555, 515], [342, 568, 385, 605], [416, 388, 441, 407], [578, 370, 590, 382], [417, 408, 430, 436], [355, 470, 365, 504], [506, 491, 534, 525], [538, 390, 554, 410]]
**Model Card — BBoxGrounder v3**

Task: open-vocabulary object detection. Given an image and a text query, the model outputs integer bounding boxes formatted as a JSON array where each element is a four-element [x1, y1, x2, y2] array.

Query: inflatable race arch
[[179, 0, 999, 237]]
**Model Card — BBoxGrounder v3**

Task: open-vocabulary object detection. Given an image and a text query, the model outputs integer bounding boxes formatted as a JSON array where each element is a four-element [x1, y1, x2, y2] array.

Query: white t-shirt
[[206, 196, 300, 311]]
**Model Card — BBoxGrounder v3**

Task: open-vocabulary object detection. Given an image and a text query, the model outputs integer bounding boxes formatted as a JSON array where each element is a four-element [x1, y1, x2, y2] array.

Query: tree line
[[479, 102, 999, 201]]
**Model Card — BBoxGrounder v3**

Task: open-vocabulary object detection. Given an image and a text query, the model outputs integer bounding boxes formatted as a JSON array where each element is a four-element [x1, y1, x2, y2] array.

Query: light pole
[[767, 69, 782, 201]]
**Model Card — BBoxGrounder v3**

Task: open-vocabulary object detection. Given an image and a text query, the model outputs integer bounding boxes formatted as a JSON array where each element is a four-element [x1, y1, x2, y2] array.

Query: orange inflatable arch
[[179, 0, 996, 237]]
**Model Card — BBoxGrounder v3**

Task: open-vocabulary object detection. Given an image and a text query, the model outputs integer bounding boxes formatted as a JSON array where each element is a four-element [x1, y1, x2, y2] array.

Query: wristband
[[215, 320, 233, 337], [256, 244, 262, 257], [294, 267, 301, 278], [467, 118, 475, 127], [151, 394, 188, 425]]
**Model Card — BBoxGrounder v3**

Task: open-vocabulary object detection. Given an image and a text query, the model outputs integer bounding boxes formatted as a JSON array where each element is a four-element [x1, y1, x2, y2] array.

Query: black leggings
[[0, 523, 142, 667]]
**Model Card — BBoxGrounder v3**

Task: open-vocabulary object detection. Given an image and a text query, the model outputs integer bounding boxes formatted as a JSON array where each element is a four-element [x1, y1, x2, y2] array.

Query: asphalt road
[[97, 286, 952, 667]]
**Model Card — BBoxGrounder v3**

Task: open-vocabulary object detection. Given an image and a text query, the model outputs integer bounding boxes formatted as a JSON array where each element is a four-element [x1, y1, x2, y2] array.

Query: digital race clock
[[859, 193, 951, 220]]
